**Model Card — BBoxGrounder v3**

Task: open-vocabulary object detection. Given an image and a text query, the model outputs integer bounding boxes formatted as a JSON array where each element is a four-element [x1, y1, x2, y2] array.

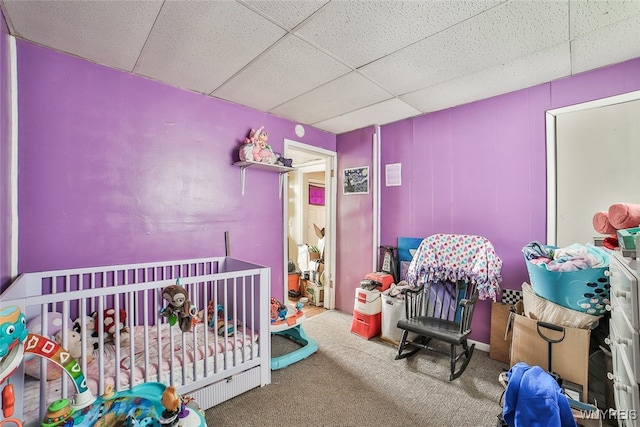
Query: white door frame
[[284, 139, 337, 310], [545, 89, 640, 246]]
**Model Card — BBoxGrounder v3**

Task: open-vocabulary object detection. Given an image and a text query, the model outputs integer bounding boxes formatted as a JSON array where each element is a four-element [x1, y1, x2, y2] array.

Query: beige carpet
[[205, 310, 508, 427]]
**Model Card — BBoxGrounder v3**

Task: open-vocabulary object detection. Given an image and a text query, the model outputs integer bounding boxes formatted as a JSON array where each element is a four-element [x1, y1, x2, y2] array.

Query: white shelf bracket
[[233, 160, 294, 197], [240, 166, 246, 196]]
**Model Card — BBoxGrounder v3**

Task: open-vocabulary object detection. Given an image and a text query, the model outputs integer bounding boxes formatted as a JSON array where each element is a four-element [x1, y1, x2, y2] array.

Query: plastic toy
[[207, 302, 234, 336], [0, 306, 28, 370], [270, 297, 287, 322], [40, 382, 206, 426], [269, 301, 317, 370], [0, 305, 208, 426], [160, 278, 196, 333]]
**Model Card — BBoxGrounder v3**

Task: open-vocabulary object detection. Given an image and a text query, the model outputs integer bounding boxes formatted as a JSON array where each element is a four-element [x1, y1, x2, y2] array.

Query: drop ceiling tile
[[401, 43, 571, 114], [572, 15, 640, 74], [295, 0, 502, 69], [242, 0, 329, 31], [570, 0, 640, 38], [212, 35, 351, 113], [2, 0, 162, 71], [360, 0, 568, 95], [312, 98, 421, 135], [270, 72, 393, 124], [134, 1, 286, 94]]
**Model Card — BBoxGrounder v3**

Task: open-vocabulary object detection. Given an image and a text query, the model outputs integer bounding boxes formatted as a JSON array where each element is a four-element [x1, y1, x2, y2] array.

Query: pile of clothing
[[522, 241, 609, 272], [502, 362, 577, 427]]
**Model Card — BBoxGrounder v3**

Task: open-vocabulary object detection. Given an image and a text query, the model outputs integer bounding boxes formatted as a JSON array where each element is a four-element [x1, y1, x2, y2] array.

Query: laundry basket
[[524, 256, 610, 316]]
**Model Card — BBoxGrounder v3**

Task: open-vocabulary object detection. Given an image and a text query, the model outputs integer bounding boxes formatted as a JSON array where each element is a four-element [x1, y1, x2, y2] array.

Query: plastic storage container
[[525, 257, 610, 316], [364, 272, 394, 292], [350, 311, 381, 339], [288, 273, 300, 292], [354, 288, 382, 315]]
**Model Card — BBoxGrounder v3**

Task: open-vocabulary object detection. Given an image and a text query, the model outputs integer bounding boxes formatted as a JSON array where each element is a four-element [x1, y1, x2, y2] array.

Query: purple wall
[[15, 40, 335, 302], [377, 86, 549, 343], [5, 27, 640, 347], [0, 9, 11, 291], [335, 127, 376, 310], [371, 57, 640, 344]]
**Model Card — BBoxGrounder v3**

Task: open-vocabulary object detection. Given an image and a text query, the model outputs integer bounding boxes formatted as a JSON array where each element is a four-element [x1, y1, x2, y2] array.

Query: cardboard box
[[304, 280, 324, 306], [510, 312, 590, 401], [489, 302, 513, 364]]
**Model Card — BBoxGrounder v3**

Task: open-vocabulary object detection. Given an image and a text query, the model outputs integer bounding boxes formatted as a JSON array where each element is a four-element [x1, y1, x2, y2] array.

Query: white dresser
[[607, 251, 640, 426]]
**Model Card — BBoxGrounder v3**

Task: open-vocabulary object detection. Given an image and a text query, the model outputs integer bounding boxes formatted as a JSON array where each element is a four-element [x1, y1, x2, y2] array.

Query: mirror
[[547, 90, 640, 247]]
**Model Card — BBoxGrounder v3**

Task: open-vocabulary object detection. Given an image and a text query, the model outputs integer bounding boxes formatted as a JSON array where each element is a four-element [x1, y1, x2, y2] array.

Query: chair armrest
[[401, 284, 424, 295], [459, 292, 478, 308]]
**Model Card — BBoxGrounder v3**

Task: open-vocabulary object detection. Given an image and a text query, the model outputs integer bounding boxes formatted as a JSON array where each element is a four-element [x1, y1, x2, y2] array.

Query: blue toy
[[269, 303, 317, 370], [207, 303, 234, 336], [0, 305, 207, 426]]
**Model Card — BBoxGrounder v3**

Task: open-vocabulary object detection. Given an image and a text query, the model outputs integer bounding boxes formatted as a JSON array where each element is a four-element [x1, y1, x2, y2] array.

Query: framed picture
[[343, 166, 369, 195]]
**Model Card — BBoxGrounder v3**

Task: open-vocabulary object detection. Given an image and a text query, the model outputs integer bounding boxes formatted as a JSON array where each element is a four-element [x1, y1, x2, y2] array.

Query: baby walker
[[269, 298, 317, 370]]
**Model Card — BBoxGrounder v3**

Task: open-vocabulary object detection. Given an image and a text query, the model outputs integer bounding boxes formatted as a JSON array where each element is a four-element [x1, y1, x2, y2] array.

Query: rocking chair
[[395, 279, 478, 380]]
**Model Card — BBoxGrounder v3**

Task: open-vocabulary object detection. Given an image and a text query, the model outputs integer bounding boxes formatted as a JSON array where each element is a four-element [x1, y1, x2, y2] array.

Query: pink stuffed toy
[[239, 126, 276, 163], [253, 127, 276, 164]]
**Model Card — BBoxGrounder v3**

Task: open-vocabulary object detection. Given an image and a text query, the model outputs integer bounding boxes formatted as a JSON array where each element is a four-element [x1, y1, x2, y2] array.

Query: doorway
[[283, 139, 336, 314], [545, 89, 640, 246]]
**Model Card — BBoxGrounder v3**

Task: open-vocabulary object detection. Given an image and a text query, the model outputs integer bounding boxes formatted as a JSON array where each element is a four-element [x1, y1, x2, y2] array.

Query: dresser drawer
[[611, 342, 640, 427], [610, 317, 640, 384], [609, 253, 640, 329]]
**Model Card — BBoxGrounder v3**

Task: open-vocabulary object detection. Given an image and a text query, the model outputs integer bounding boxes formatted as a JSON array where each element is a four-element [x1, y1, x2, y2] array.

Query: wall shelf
[[233, 161, 295, 197]]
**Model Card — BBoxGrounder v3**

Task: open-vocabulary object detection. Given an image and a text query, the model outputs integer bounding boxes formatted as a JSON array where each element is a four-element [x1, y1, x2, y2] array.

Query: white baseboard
[[469, 339, 490, 353]]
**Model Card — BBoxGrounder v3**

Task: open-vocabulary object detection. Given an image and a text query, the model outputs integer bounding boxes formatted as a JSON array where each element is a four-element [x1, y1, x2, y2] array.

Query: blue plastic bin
[[524, 257, 610, 316]]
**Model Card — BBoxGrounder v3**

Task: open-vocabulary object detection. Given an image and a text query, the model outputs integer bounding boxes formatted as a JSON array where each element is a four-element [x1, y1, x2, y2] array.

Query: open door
[[283, 139, 336, 310]]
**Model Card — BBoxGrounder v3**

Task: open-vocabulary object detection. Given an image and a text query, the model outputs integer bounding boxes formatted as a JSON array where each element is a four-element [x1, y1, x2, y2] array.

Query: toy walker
[[269, 299, 317, 370]]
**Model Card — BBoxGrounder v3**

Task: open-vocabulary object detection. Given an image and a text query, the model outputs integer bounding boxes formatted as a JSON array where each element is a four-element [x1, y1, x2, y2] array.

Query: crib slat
[[143, 289, 150, 384]]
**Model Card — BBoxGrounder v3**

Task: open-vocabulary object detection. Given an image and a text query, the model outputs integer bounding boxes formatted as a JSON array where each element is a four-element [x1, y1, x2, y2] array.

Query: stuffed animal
[[54, 329, 95, 363], [161, 283, 196, 333], [239, 126, 277, 164], [254, 129, 277, 164], [72, 315, 99, 351], [72, 315, 96, 335], [93, 309, 129, 344]]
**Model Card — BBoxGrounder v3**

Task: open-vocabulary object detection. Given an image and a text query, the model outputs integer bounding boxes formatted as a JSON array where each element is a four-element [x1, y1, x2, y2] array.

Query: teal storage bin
[[524, 257, 610, 316], [617, 227, 640, 250]]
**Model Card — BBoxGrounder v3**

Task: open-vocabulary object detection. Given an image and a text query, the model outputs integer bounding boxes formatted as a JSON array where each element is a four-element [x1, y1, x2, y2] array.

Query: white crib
[[0, 256, 271, 426]]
